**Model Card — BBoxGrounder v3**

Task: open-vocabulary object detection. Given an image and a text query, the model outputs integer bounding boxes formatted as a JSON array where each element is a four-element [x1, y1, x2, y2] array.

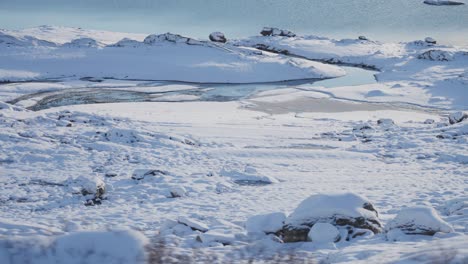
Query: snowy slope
[[0, 28, 345, 83]]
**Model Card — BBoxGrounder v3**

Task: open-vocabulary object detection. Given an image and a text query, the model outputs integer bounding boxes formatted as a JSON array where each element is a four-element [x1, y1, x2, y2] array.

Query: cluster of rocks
[[143, 33, 203, 46], [244, 193, 454, 244], [418, 50, 454, 61], [260, 27, 296, 37]]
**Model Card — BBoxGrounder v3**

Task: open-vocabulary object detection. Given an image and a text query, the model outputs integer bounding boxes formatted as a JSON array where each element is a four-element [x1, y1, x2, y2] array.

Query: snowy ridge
[[0, 27, 345, 83]]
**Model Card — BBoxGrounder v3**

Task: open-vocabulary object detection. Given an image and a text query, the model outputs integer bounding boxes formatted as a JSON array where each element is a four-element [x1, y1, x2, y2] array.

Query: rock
[[221, 166, 278, 186], [143, 33, 203, 45], [168, 186, 187, 198], [377, 118, 395, 126], [423, 0, 465, 5], [131, 169, 167, 180], [280, 193, 382, 243], [418, 50, 454, 61], [109, 38, 142, 48], [424, 37, 437, 44], [358, 36, 369, 41], [260, 27, 296, 37], [197, 230, 236, 245], [63, 38, 100, 48], [177, 216, 209, 232], [209, 32, 227, 43], [308, 223, 341, 243], [448, 111, 467, 124], [246, 212, 286, 234], [424, 119, 435, 124], [442, 197, 468, 216], [387, 206, 453, 235], [66, 176, 106, 206]]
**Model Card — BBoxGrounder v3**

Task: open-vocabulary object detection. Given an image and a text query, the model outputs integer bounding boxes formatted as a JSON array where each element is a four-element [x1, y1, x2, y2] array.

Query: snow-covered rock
[[220, 166, 279, 185], [177, 216, 209, 232], [424, 37, 437, 45], [387, 206, 454, 236], [423, 0, 465, 5], [377, 118, 395, 127], [246, 212, 286, 234], [209, 32, 227, 43], [109, 38, 143, 48], [307, 222, 341, 243], [168, 186, 187, 198], [280, 193, 381, 242], [418, 50, 454, 61], [62, 38, 101, 48], [197, 230, 236, 245], [143, 33, 202, 45], [131, 169, 167, 180], [260, 27, 296, 37], [448, 111, 467, 125], [442, 197, 468, 216]]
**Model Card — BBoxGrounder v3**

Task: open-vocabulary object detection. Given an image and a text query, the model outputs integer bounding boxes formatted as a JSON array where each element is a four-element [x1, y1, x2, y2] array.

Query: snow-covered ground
[[0, 26, 467, 263]]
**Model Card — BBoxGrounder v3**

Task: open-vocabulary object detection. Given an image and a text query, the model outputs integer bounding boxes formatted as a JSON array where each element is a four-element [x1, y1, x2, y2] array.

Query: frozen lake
[[1, 0, 467, 45], [7, 67, 380, 110]]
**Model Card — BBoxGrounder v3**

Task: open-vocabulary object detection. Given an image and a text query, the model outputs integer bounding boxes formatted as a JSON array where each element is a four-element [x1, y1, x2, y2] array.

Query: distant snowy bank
[[1, 25, 466, 109]]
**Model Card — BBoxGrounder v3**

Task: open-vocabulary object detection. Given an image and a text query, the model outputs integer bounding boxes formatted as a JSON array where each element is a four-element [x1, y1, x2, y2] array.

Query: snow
[[245, 212, 286, 234], [0, 30, 345, 83], [308, 223, 341, 243], [0, 25, 467, 263], [178, 217, 209, 232], [0, 230, 148, 264]]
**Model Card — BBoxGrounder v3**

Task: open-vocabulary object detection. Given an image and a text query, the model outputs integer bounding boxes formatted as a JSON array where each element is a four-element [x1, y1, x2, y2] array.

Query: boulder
[[209, 32, 227, 43], [387, 206, 453, 235], [308, 223, 341, 243], [279, 193, 382, 243], [246, 212, 286, 234], [448, 111, 467, 124], [424, 37, 437, 44], [260, 27, 296, 37], [358, 36, 369, 41]]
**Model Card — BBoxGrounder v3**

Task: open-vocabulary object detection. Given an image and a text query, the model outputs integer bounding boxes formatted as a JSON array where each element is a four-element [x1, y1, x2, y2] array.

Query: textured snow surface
[[0, 26, 467, 263]]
